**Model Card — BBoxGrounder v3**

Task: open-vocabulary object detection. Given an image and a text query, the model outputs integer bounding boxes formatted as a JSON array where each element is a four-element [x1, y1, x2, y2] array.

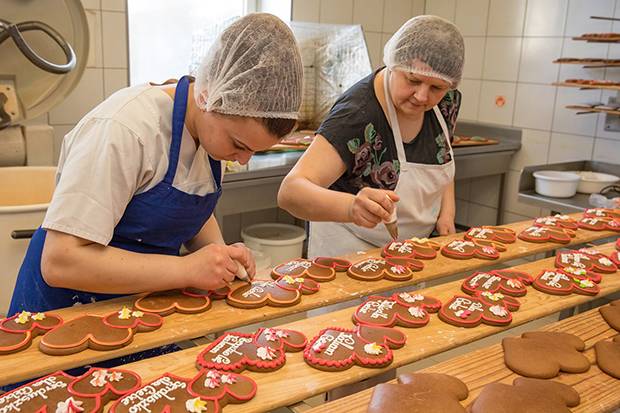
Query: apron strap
[[164, 75, 191, 185]]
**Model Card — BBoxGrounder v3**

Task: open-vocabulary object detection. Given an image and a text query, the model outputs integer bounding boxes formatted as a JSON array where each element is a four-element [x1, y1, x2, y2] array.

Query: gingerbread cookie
[[594, 335, 620, 379], [0, 367, 140, 413], [196, 327, 306, 373], [226, 276, 319, 309], [532, 269, 599, 296], [441, 239, 500, 260], [0, 310, 63, 354], [469, 377, 580, 413], [584, 207, 620, 219], [382, 237, 441, 260], [347, 257, 416, 281], [438, 295, 513, 328], [304, 325, 406, 371], [109, 369, 256, 413], [461, 269, 532, 297], [555, 249, 617, 283], [353, 292, 441, 328], [518, 225, 575, 244], [502, 331, 589, 378], [133, 289, 212, 316], [39, 308, 163, 356], [613, 249, 620, 266], [600, 299, 620, 331], [533, 214, 579, 230], [271, 259, 336, 282], [368, 373, 468, 413], [464, 226, 517, 245], [312, 257, 352, 271], [578, 216, 620, 232]]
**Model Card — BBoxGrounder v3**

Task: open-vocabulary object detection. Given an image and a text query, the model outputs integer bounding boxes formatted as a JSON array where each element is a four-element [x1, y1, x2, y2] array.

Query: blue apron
[[8, 75, 222, 315]]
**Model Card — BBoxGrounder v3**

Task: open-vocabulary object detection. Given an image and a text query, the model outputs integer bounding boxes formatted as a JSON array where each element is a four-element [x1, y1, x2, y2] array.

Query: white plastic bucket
[[0, 166, 57, 315], [533, 170, 580, 198], [241, 223, 306, 265]]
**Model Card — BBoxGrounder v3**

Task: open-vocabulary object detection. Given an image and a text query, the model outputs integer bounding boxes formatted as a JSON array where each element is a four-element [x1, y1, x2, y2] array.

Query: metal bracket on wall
[[604, 94, 620, 132]]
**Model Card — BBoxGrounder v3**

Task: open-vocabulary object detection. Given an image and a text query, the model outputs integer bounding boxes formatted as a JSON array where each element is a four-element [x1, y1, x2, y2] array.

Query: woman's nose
[[414, 85, 430, 103], [236, 150, 253, 165]]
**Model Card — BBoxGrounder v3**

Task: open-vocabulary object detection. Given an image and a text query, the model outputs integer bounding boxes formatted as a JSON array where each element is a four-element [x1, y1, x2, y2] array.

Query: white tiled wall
[[292, 0, 620, 227]]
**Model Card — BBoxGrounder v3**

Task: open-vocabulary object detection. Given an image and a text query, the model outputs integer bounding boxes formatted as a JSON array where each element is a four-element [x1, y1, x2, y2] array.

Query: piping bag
[[235, 260, 251, 283], [384, 195, 398, 240]]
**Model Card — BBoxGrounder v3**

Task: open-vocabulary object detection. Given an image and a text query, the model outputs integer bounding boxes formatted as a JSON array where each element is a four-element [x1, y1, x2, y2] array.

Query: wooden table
[[113, 242, 620, 413], [306, 305, 620, 413], [2, 214, 616, 387]]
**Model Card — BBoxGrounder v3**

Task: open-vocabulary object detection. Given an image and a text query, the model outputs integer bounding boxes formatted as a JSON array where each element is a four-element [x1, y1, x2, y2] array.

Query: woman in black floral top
[[279, 15, 465, 257]]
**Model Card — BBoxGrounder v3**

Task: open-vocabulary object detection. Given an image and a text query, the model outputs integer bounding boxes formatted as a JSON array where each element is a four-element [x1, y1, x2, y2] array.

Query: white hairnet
[[383, 15, 464, 88], [194, 13, 303, 119]]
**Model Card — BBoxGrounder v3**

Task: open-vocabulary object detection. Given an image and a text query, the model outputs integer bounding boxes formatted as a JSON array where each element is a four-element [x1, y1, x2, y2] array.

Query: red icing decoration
[[578, 216, 620, 232], [133, 289, 212, 316], [271, 259, 336, 282], [533, 215, 579, 230], [554, 249, 617, 284], [382, 238, 441, 260], [0, 311, 63, 354], [441, 239, 500, 260], [464, 226, 517, 245], [352, 292, 441, 328], [312, 257, 352, 271], [438, 295, 514, 328], [518, 226, 575, 244], [461, 269, 533, 297], [584, 208, 620, 219], [347, 257, 417, 281], [532, 269, 600, 296]]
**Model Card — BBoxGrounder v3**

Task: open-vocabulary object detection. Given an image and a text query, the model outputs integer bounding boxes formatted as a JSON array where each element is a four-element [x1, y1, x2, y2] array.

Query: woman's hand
[[183, 243, 252, 290], [349, 187, 399, 228], [436, 214, 456, 236], [229, 242, 256, 280]]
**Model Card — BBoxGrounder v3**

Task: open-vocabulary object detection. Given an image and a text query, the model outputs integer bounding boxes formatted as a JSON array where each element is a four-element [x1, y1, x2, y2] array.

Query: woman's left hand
[[436, 215, 456, 236], [229, 242, 256, 280]]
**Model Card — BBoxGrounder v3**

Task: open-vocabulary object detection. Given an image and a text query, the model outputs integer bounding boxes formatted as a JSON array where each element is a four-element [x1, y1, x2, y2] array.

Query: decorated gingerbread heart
[[312, 257, 352, 271], [438, 295, 513, 328], [533, 214, 579, 230], [518, 225, 575, 244], [347, 257, 416, 281], [0, 310, 63, 355], [502, 331, 590, 378], [461, 269, 532, 297], [464, 226, 517, 245], [0, 367, 140, 413], [353, 292, 441, 328], [271, 259, 336, 282], [578, 216, 620, 232], [109, 369, 257, 413], [532, 269, 599, 296], [382, 238, 441, 260], [133, 288, 213, 316], [226, 277, 319, 309], [196, 327, 307, 373], [584, 207, 620, 219], [39, 308, 162, 356], [441, 239, 500, 260], [554, 249, 617, 283], [304, 325, 406, 371]]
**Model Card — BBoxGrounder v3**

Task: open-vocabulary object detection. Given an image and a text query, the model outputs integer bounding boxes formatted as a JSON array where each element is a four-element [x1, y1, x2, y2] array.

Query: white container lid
[[572, 171, 620, 183], [533, 170, 581, 182], [241, 223, 306, 246]]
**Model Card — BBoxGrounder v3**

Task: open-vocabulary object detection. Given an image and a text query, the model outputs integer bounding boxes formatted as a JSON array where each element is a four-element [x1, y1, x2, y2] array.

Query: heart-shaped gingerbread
[[578, 216, 620, 232], [594, 335, 620, 379], [600, 299, 620, 331], [555, 249, 617, 283], [461, 269, 532, 297], [271, 259, 336, 282], [464, 226, 516, 244], [518, 225, 575, 244], [441, 239, 500, 260], [226, 277, 319, 309], [532, 269, 599, 296], [312, 257, 352, 271], [347, 257, 415, 281], [502, 331, 589, 378], [196, 328, 306, 373], [0, 310, 63, 354], [438, 295, 513, 328], [382, 238, 441, 260], [353, 292, 441, 328], [304, 325, 406, 371], [584, 207, 620, 219], [533, 214, 579, 230], [133, 289, 212, 316]]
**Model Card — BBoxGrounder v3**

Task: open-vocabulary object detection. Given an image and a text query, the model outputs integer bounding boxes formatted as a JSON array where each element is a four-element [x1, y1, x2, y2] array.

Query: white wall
[[292, 0, 620, 227]]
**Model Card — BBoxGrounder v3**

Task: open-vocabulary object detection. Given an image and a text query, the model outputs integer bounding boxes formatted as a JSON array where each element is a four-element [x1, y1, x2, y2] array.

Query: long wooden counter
[[306, 305, 620, 413], [112, 242, 620, 413]]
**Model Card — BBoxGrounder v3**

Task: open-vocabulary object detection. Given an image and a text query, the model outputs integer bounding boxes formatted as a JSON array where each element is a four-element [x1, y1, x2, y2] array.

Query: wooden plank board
[[306, 306, 620, 413], [0, 213, 616, 387], [112, 242, 620, 413], [553, 81, 620, 91]]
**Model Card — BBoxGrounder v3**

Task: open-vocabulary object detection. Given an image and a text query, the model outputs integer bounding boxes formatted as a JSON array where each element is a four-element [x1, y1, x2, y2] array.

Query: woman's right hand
[[349, 187, 399, 228], [182, 244, 249, 290]]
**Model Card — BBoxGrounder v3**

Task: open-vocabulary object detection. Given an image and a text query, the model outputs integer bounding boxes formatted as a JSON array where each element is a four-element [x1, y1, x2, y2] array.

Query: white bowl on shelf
[[533, 170, 580, 198], [568, 171, 620, 194]]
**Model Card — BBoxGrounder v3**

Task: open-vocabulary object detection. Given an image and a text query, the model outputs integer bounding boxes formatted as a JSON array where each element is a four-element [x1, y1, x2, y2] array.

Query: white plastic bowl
[[533, 170, 580, 198], [569, 171, 620, 194], [241, 223, 307, 265]]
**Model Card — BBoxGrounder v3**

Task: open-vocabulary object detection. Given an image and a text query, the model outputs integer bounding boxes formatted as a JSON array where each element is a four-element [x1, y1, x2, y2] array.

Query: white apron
[[309, 69, 455, 258]]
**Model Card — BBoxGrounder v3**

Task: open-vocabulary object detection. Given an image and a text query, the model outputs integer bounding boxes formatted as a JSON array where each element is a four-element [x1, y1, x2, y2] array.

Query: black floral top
[[317, 69, 461, 194]]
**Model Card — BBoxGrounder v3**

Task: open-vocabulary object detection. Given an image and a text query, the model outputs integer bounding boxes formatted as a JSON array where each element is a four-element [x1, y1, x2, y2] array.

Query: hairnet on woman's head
[[194, 13, 303, 119], [383, 15, 464, 88]]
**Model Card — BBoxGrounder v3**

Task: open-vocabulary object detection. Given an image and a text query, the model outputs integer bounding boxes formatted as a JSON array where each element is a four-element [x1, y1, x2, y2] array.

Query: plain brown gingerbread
[[594, 335, 620, 379], [599, 299, 620, 331]]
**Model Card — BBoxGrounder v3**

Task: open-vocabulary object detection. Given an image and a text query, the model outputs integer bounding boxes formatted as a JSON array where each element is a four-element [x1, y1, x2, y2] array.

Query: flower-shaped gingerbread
[[441, 239, 500, 260], [133, 289, 213, 316], [461, 269, 533, 297], [347, 257, 416, 281], [578, 216, 620, 232], [109, 370, 257, 413], [555, 249, 617, 283], [533, 214, 579, 230], [39, 308, 163, 356], [271, 259, 336, 282], [518, 225, 575, 244], [304, 325, 406, 371], [382, 238, 441, 260], [438, 295, 513, 328], [532, 269, 599, 296], [353, 292, 441, 328], [584, 207, 620, 219], [0, 310, 63, 355], [0, 367, 140, 413], [196, 327, 307, 373], [226, 277, 319, 309], [312, 257, 352, 271], [464, 226, 517, 245]]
